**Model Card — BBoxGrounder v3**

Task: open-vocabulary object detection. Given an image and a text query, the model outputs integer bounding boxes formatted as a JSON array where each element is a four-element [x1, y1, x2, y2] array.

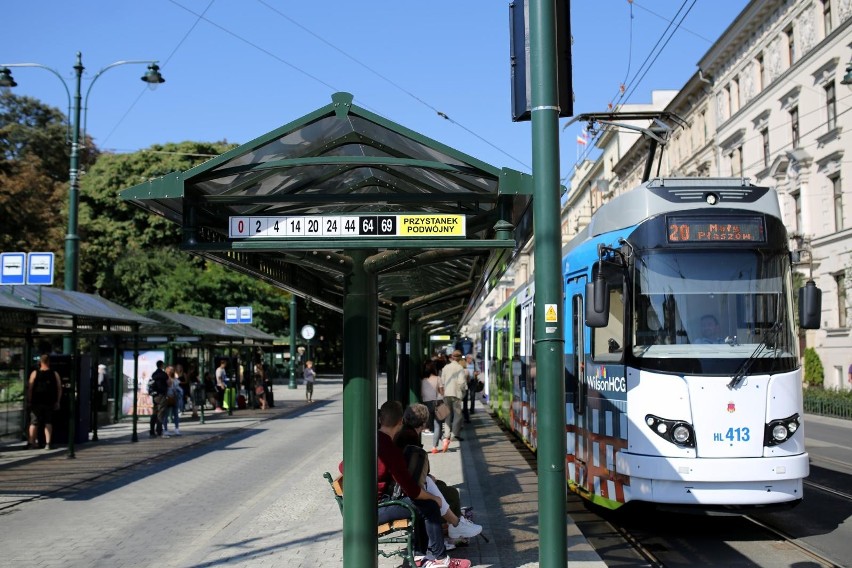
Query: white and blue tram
[[483, 177, 822, 510]]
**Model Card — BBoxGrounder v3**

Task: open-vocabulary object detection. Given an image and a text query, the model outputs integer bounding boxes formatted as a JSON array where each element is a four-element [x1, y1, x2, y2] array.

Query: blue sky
[[3, 0, 748, 180]]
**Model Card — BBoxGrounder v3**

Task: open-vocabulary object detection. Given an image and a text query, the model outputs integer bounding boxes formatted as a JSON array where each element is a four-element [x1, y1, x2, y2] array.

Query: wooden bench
[[323, 472, 417, 566]]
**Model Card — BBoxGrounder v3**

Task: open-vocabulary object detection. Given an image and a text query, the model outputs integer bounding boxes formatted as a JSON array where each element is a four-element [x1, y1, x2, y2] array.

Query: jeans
[[377, 498, 445, 560]]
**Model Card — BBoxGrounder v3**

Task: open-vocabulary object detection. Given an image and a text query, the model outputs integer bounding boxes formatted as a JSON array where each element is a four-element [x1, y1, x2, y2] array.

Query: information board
[[229, 214, 465, 239]]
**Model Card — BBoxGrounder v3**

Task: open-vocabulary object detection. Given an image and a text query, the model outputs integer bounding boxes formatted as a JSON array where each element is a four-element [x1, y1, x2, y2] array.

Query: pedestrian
[[216, 359, 234, 415], [254, 362, 268, 410], [163, 366, 183, 436], [463, 354, 480, 422], [27, 354, 62, 450], [440, 350, 468, 443], [396, 403, 482, 546], [203, 371, 220, 411], [148, 360, 170, 438], [340, 400, 467, 567], [420, 361, 447, 453], [303, 359, 316, 402]]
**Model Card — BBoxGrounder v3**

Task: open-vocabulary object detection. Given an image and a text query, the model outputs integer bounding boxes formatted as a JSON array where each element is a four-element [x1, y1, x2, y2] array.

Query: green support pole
[[530, 0, 567, 565], [342, 249, 378, 568], [112, 343, 121, 425], [409, 322, 423, 405], [392, 302, 409, 405], [289, 295, 297, 389], [131, 331, 139, 442], [385, 316, 397, 403], [67, 330, 78, 459]]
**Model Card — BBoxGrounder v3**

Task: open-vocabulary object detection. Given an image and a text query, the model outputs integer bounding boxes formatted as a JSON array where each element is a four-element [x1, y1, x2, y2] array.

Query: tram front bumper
[[619, 452, 809, 506]]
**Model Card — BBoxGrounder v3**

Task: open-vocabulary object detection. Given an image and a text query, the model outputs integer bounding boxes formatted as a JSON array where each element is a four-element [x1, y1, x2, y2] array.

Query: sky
[[3, 0, 750, 181]]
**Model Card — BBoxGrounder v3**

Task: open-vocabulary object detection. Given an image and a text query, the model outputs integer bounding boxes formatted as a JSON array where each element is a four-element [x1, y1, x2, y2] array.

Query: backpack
[[391, 445, 430, 500]]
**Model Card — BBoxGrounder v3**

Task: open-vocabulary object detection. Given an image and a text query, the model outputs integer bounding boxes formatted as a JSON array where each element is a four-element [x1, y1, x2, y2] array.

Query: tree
[[0, 92, 99, 274], [803, 347, 824, 387], [78, 141, 302, 335]]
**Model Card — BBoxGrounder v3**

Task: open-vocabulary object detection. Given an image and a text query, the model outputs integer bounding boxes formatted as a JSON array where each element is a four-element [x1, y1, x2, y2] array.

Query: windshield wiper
[[727, 322, 781, 389]]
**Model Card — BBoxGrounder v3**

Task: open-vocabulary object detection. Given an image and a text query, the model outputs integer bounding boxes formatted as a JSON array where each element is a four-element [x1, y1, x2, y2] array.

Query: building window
[[790, 106, 800, 148], [756, 54, 765, 91], [729, 146, 743, 177], [700, 110, 707, 142], [823, 0, 833, 35], [834, 272, 847, 328], [825, 81, 837, 131], [733, 76, 740, 111], [761, 128, 770, 168], [785, 26, 795, 66], [793, 191, 802, 233], [725, 85, 732, 120], [832, 174, 843, 231]]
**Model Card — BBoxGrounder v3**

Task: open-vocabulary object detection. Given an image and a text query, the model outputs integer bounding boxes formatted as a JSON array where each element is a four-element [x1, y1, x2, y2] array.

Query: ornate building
[[567, 0, 852, 389]]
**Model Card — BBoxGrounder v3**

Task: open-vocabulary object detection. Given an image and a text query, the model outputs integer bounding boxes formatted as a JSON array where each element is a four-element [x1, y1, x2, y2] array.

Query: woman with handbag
[[421, 361, 450, 454]]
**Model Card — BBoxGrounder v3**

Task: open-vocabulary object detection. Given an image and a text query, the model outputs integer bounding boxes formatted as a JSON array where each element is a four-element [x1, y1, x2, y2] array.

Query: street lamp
[[0, 52, 164, 292]]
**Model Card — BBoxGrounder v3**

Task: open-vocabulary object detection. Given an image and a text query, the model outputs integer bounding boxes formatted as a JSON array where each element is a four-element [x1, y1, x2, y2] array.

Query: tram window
[[592, 287, 624, 362]]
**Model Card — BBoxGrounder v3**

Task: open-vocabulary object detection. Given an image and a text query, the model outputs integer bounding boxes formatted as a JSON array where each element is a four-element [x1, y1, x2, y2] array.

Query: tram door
[[565, 275, 590, 494], [519, 298, 534, 445]]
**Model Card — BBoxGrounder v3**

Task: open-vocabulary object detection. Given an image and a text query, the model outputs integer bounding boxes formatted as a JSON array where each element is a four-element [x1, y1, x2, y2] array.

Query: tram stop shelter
[[0, 285, 157, 454], [120, 91, 531, 566]]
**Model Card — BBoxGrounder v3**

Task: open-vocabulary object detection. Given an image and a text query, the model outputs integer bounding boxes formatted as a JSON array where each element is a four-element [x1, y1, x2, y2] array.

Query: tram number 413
[[713, 427, 751, 442]]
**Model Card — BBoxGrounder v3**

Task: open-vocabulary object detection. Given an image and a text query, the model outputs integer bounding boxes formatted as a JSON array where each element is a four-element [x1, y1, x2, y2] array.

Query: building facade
[[569, 0, 852, 389]]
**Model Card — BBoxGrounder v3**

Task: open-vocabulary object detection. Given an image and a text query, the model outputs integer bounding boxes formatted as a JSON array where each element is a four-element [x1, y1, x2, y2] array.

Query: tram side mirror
[[585, 268, 609, 328], [798, 280, 822, 330]]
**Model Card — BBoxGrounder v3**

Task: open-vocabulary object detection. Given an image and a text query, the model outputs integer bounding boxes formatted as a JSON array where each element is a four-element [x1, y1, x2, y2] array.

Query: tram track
[[491, 411, 852, 567]]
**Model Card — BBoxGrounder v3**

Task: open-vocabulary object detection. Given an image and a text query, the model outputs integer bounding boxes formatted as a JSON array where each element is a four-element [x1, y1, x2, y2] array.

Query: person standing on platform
[[216, 359, 235, 415], [27, 354, 62, 450], [148, 360, 169, 438], [441, 350, 468, 442], [462, 354, 480, 422], [303, 360, 316, 403], [421, 361, 446, 453]]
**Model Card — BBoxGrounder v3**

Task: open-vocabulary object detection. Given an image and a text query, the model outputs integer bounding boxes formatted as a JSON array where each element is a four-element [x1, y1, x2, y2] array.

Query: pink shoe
[[432, 447, 439, 454], [441, 438, 450, 452]]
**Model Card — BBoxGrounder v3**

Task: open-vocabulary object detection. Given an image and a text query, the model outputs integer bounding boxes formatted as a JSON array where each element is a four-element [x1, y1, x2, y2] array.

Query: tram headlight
[[764, 413, 800, 447], [672, 424, 691, 444], [645, 414, 695, 448], [771, 424, 789, 441]]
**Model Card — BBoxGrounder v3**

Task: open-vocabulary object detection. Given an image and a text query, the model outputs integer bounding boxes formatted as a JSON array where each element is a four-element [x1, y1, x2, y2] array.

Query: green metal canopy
[[121, 92, 531, 331], [0, 285, 156, 335], [144, 310, 276, 345]]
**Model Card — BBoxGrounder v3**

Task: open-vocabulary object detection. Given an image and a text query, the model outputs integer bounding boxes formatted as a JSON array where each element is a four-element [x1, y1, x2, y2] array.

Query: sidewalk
[[0, 376, 606, 567]]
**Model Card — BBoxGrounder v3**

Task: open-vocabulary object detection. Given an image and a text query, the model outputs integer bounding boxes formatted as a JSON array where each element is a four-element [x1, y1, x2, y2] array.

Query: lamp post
[[0, 52, 165, 291]]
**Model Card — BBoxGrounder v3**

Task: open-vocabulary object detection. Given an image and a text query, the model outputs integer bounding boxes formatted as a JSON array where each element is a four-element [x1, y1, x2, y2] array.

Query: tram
[[481, 177, 822, 510]]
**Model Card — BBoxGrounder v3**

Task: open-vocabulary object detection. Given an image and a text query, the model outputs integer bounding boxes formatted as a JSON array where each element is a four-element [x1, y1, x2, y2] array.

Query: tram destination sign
[[229, 214, 465, 239], [666, 216, 765, 243]]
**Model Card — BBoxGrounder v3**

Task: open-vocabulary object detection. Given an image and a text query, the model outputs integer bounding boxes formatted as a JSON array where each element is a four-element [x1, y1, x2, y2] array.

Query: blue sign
[[0, 252, 26, 285], [26, 252, 54, 285], [225, 306, 239, 324], [239, 306, 253, 324]]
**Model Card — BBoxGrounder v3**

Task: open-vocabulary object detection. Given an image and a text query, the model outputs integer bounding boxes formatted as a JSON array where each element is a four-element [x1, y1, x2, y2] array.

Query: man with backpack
[[27, 354, 62, 450]]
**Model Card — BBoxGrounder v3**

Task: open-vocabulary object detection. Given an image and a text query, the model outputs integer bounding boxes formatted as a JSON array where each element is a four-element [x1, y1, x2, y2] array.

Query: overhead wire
[[100, 0, 218, 147], [565, 0, 695, 182], [254, 0, 530, 170]]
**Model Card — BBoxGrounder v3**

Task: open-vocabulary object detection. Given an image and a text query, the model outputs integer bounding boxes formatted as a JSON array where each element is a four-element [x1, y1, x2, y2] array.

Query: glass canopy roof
[[121, 92, 531, 330]]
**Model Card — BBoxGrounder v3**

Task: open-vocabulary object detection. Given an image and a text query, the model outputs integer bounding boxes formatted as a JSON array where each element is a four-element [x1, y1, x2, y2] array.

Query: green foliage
[[803, 347, 824, 387]]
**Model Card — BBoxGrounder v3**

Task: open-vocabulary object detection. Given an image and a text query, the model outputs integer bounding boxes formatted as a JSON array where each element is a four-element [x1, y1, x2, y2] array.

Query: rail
[[803, 389, 852, 420]]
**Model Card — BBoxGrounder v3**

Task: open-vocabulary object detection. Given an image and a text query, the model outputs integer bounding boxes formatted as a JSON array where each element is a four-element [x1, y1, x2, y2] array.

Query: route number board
[[229, 215, 465, 239]]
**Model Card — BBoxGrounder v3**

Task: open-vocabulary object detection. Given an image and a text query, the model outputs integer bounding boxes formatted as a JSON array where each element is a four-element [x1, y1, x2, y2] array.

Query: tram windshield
[[632, 250, 799, 374]]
